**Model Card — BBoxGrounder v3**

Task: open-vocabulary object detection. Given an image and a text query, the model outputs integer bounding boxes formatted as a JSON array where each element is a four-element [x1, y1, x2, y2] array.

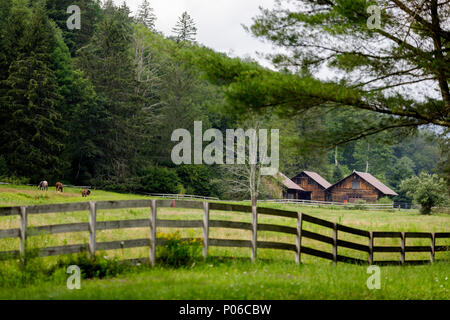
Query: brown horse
[[56, 182, 63, 192], [82, 189, 91, 197]]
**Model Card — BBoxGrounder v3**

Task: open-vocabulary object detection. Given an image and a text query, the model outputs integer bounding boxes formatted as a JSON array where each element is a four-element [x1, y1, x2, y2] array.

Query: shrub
[[353, 200, 367, 210], [51, 251, 128, 279], [176, 165, 221, 197], [140, 166, 182, 194], [377, 197, 393, 204], [156, 231, 202, 267], [400, 172, 449, 214], [0, 176, 30, 185]]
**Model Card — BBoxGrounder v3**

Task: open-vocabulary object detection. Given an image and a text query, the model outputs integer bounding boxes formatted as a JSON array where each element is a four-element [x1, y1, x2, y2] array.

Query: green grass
[[0, 259, 449, 300], [0, 184, 449, 300], [0, 184, 146, 207]]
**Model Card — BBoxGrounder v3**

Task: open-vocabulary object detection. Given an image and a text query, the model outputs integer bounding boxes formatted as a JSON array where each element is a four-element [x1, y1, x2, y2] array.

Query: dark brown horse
[[82, 189, 91, 197], [56, 182, 63, 192]]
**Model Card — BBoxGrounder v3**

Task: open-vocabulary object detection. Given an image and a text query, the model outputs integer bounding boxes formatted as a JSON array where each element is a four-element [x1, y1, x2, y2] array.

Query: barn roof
[[301, 171, 332, 189], [353, 171, 398, 196], [276, 172, 306, 191], [328, 171, 398, 196]]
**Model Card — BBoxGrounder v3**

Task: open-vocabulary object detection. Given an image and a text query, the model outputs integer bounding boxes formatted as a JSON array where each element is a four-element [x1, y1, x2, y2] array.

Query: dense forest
[[0, 0, 448, 205]]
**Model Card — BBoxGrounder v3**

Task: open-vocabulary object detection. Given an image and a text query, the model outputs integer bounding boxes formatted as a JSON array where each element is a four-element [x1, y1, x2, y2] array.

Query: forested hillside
[[0, 0, 447, 205]]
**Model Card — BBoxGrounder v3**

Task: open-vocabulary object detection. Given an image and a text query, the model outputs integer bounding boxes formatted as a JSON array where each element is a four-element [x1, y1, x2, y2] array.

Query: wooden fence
[[259, 199, 394, 210], [0, 200, 448, 266]]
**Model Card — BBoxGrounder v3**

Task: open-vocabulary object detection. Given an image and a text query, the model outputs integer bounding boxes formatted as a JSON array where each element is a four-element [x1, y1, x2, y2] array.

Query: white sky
[[113, 0, 278, 65]]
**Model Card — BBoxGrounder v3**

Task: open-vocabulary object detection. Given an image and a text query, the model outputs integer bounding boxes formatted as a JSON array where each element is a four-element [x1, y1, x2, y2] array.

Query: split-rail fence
[[0, 200, 448, 266]]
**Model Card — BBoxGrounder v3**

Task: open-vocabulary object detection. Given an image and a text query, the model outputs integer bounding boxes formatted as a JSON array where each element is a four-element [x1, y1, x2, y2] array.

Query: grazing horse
[[82, 189, 91, 197], [38, 181, 48, 191], [56, 182, 63, 192]]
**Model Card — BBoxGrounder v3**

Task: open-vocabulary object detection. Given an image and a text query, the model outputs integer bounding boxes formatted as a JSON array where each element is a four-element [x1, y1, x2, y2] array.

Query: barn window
[[352, 181, 360, 189], [308, 178, 313, 185]]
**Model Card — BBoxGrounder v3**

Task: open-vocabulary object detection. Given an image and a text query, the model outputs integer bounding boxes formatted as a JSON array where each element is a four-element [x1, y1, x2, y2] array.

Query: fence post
[[88, 201, 96, 258], [19, 206, 27, 257], [430, 232, 435, 263], [368, 231, 374, 265], [203, 201, 209, 259], [251, 198, 257, 262], [149, 199, 157, 266], [296, 212, 303, 264], [400, 232, 406, 265], [332, 223, 338, 265]]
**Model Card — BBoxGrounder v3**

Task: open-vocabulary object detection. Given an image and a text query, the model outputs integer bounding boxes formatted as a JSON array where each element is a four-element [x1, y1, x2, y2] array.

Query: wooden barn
[[277, 172, 312, 200], [291, 171, 332, 201], [326, 171, 398, 203], [265, 172, 312, 200]]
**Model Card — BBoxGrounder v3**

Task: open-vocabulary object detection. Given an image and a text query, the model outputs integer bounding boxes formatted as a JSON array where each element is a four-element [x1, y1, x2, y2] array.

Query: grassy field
[[1, 259, 449, 300], [0, 184, 449, 300]]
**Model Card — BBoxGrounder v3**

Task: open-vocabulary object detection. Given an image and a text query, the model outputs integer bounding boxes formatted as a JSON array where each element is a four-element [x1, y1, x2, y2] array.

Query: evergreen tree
[[136, 0, 156, 30], [76, 2, 147, 186], [46, 0, 103, 56], [172, 11, 197, 43], [1, 4, 66, 180]]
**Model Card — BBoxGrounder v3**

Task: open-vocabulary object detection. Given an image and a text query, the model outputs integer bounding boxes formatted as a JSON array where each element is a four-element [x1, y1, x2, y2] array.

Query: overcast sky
[[113, 0, 277, 65]]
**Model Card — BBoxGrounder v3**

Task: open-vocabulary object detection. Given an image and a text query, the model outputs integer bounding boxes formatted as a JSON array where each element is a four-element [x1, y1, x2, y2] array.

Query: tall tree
[[0, 3, 67, 180], [172, 11, 197, 43], [136, 0, 156, 30], [76, 2, 147, 186]]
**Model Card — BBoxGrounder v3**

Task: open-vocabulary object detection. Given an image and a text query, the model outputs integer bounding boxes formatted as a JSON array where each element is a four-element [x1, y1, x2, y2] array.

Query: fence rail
[[259, 199, 394, 210], [143, 193, 219, 201], [0, 200, 448, 265]]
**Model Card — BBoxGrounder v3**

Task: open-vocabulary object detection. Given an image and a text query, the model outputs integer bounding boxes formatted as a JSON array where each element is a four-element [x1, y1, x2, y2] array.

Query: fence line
[[259, 199, 394, 210], [0, 200, 448, 265], [142, 193, 219, 201]]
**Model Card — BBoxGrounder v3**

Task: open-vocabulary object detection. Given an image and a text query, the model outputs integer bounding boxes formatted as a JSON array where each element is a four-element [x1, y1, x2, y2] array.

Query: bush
[[400, 172, 449, 214], [156, 231, 202, 267], [140, 166, 182, 194], [0, 250, 130, 288], [353, 200, 367, 210], [0, 176, 30, 185], [377, 197, 393, 204], [176, 165, 221, 197], [51, 251, 128, 279], [0, 237, 49, 288]]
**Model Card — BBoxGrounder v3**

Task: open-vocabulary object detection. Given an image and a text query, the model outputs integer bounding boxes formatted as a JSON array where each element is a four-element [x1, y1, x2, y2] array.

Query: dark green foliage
[[46, 0, 103, 56], [176, 165, 221, 197], [51, 251, 127, 279], [140, 166, 182, 194], [332, 165, 349, 184], [76, 2, 148, 186], [0, 4, 67, 181]]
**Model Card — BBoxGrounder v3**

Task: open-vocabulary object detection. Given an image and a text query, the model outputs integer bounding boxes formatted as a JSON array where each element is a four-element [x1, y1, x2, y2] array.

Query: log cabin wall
[[292, 173, 327, 201], [327, 174, 380, 203]]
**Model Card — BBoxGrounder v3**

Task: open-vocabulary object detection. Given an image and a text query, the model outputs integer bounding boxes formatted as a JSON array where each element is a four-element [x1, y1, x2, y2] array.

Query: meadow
[[0, 184, 449, 300]]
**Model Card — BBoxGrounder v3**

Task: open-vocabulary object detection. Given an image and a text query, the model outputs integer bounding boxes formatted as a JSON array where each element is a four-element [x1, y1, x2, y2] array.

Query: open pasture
[[0, 184, 449, 300]]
